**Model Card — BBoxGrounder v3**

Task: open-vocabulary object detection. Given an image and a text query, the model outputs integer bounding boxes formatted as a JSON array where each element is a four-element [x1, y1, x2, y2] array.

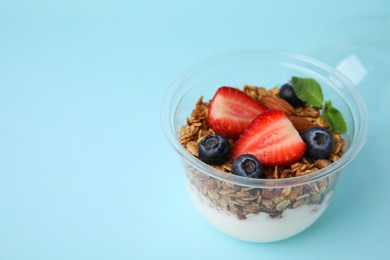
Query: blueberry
[[301, 127, 334, 159], [232, 154, 264, 178], [198, 134, 230, 165], [279, 83, 304, 107]]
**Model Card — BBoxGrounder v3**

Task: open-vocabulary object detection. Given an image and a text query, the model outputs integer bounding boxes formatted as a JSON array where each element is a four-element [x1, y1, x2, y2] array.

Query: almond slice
[[259, 96, 294, 115]]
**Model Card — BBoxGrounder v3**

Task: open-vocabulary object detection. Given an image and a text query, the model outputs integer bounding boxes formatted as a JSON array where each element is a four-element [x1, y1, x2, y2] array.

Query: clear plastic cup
[[161, 50, 368, 242]]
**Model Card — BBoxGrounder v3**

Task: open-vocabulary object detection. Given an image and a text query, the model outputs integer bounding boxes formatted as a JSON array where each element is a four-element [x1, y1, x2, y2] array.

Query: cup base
[[187, 182, 333, 242]]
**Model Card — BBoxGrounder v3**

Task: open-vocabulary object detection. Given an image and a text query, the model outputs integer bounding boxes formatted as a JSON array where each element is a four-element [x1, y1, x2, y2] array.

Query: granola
[[180, 85, 344, 219]]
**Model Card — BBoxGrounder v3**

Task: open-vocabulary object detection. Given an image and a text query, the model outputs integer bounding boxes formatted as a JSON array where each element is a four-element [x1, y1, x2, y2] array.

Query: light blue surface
[[0, 1, 389, 259]]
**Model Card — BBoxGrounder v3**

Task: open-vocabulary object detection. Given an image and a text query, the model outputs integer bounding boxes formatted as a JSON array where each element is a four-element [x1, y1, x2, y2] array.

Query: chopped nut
[[259, 96, 294, 115], [314, 159, 332, 169]]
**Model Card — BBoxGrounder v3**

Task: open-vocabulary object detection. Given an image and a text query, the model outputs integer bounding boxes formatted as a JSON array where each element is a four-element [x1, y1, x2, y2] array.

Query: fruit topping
[[208, 86, 266, 138], [279, 82, 304, 107], [198, 134, 231, 165], [232, 154, 264, 178], [233, 110, 306, 166], [301, 127, 334, 160]]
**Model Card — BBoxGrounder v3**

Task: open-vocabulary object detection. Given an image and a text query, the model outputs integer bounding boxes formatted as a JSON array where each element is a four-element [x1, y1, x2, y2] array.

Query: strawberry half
[[233, 110, 306, 166], [208, 87, 266, 138]]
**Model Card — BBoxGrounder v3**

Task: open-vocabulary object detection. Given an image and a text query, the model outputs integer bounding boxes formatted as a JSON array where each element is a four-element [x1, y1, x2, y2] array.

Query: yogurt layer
[[188, 182, 333, 242]]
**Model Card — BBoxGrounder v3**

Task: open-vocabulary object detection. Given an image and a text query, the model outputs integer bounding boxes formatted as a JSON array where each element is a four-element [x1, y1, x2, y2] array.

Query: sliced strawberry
[[207, 87, 266, 138], [233, 110, 306, 166]]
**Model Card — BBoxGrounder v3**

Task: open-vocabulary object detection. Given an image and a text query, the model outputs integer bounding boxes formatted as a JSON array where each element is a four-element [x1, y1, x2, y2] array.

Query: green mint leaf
[[322, 101, 347, 134], [291, 76, 324, 108]]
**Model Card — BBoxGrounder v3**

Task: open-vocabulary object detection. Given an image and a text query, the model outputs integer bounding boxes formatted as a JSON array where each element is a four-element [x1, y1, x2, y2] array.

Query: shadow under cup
[[161, 50, 368, 242]]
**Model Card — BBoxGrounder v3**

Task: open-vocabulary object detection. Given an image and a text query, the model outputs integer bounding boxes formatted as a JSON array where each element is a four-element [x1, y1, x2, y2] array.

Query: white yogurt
[[187, 183, 332, 242]]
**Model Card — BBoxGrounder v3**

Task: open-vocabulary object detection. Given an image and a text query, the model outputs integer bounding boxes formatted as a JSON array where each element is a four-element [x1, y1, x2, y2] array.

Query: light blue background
[[1, 1, 389, 259]]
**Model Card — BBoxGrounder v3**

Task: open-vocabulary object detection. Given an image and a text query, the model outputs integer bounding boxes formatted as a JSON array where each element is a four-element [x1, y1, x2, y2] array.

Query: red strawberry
[[233, 110, 306, 166], [208, 87, 266, 138]]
